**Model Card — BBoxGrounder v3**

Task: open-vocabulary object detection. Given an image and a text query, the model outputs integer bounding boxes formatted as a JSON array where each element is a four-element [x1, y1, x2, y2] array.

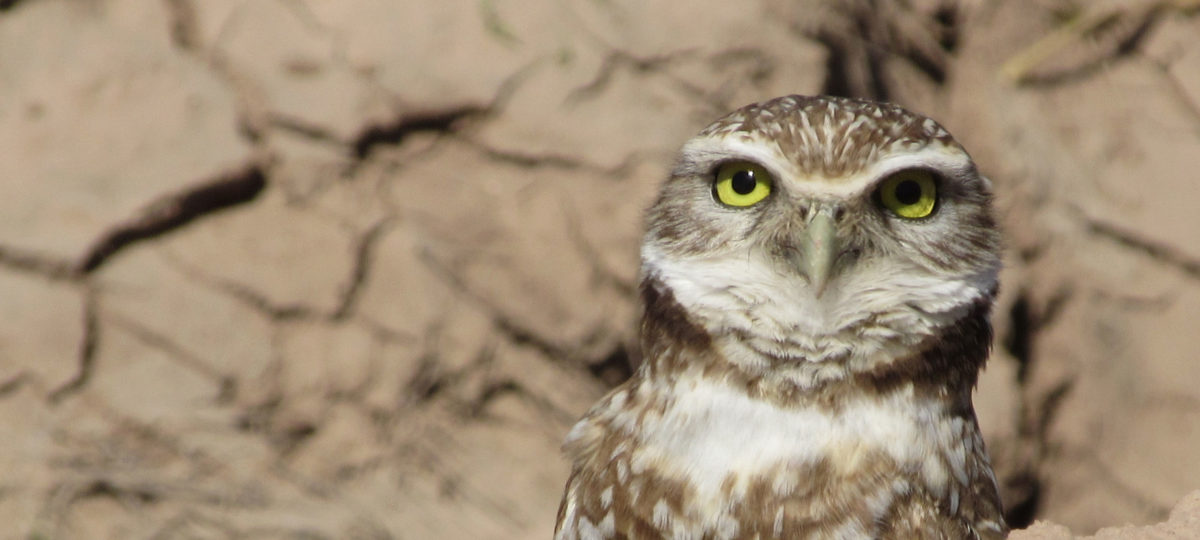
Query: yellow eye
[[877, 170, 937, 219], [714, 162, 772, 207]]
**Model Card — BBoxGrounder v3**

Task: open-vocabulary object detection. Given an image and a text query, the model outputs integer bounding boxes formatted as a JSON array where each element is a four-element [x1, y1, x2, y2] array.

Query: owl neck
[[637, 276, 994, 411]]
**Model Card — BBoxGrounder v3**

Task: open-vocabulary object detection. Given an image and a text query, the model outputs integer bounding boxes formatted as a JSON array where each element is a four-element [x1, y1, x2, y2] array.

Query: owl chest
[[607, 380, 965, 533]]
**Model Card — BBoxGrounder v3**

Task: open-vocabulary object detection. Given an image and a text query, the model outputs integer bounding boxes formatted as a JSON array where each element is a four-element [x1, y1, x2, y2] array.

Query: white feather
[[630, 377, 967, 524], [642, 241, 994, 372]]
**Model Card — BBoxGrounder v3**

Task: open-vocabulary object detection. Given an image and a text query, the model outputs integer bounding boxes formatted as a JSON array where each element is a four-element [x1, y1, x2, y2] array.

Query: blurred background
[[2, 0, 1199, 538]]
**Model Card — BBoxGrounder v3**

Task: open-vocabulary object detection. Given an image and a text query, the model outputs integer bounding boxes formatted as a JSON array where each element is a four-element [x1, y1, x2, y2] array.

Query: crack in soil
[[105, 309, 236, 395], [163, 0, 199, 51], [267, 112, 349, 146], [1154, 58, 1200, 125], [331, 219, 391, 320], [569, 220, 635, 298], [461, 132, 649, 181], [0, 372, 27, 397], [560, 47, 749, 117], [418, 247, 572, 363], [162, 252, 324, 322], [157, 217, 390, 325], [1087, 217, 1200, 280], [1000, 284, 1075, 528], [78, 162, 268, 274], [466, 376, 578, 428], [0, 244, 78, 281], [352, 105, 486, 160], [418, 245, 634, 397], [47, 290, 99, 404], [1005, 3, 1170, 87], [566, 49, 688, 103]]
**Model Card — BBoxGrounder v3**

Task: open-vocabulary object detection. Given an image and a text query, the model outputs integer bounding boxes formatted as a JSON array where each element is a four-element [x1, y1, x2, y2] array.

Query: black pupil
[[731, 170, 757, 195], [894, 179, 922, 205]]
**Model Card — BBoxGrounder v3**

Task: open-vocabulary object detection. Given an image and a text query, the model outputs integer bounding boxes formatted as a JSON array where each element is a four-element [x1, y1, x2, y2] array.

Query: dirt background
[[2, 0, 1199, 538]]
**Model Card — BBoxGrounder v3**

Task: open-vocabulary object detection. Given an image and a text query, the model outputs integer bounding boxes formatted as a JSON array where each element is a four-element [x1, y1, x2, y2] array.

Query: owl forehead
[[694, 95, 963, 180]]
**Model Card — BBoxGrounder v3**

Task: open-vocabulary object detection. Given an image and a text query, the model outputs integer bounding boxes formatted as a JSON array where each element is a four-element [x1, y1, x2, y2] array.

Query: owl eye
[[714, 162, 772, 207], [876, 170, 937, 219]]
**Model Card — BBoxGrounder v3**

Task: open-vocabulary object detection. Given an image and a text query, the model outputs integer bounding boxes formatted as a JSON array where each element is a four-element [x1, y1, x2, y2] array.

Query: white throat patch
[[641, 241, 995, 368], [628, 376, 968, 532]]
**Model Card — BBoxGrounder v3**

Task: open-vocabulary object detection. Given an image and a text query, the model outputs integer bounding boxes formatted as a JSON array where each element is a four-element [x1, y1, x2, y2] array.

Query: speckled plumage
[[555, 95, 1007, 539]]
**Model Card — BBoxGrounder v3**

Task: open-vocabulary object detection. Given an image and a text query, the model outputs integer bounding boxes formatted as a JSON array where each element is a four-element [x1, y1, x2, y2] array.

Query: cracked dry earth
[[2, 1, 1200, 539]]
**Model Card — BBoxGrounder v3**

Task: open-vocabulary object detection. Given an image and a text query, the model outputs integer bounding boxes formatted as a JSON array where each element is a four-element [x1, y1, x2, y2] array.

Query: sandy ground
[[2, 0, 1200, 538]]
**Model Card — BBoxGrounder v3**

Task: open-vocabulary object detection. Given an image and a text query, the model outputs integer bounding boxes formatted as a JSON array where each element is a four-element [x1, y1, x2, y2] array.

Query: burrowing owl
[[555, 95, 1007, 539]]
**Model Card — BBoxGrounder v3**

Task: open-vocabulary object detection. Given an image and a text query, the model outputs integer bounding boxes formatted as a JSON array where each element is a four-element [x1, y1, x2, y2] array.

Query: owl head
[[641, 95, 1001, 386]]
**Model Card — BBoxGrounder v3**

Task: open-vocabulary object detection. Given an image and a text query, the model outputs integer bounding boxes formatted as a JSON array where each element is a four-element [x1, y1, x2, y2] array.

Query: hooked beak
[[798, 207, 838, 297]]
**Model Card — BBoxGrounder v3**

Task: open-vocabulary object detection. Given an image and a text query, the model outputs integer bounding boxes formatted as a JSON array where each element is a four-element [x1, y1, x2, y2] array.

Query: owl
[[554, 95, 1007, 539]]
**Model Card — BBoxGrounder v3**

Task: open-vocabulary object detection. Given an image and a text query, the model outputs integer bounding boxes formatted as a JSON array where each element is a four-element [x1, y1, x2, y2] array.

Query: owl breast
[[619, 375, 968, 535]]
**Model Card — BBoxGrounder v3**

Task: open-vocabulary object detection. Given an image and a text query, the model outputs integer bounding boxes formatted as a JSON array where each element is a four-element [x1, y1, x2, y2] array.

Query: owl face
[[642, 96, 1001, 378]]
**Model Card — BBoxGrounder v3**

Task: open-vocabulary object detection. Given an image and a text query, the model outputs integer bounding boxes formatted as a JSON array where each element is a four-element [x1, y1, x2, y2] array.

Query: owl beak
[[800, 207, 838, 297]]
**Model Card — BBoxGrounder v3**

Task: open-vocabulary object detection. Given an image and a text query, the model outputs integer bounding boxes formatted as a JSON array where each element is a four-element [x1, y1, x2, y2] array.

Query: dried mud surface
[[2, 1, 1199, 538]]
